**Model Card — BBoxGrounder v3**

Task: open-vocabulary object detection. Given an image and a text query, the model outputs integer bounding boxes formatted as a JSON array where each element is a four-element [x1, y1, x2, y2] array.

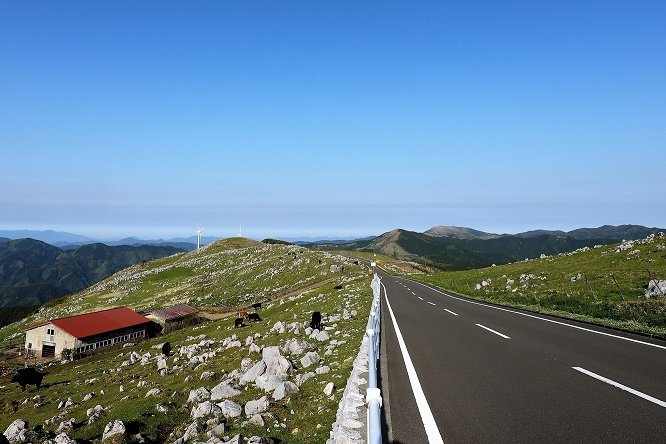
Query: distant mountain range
[[304, 224, 666, 269], [0, 238, 185, 327], [0, 230, 217, 250]]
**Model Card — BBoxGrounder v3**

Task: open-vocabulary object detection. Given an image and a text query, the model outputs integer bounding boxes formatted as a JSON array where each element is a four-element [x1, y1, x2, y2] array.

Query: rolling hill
[[0, 238, 372, 444], [305, 225, 666, 270]]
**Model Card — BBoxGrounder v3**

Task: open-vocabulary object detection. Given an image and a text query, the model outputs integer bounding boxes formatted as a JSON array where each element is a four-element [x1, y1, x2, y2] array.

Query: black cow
[[251, 302, 262, 310], [161, 342, 172, 356], [310, 311, 322, 331], [247, 312, 261, 322], [234, 317, 245, 328], [334, 284, 343, 290], [11, 367, 47, 391]]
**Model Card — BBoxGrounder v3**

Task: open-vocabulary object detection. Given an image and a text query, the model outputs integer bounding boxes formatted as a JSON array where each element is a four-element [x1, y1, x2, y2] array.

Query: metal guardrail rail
[[366, 273, 383, 444]]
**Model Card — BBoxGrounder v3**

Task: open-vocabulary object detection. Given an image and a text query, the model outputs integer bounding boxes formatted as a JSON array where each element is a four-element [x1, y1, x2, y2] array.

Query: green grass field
[[0, 238, 373, 443], [414, 235, 666, 337]]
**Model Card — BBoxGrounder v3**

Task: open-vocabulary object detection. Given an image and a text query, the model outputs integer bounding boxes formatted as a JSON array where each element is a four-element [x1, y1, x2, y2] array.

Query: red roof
[[46, 307, 150, 339], [148, 304, 198, 322]]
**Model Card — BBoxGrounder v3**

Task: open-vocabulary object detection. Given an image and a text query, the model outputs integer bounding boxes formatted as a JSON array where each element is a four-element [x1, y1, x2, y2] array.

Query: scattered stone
[[210, 380, 241, 400], [300, 351, 321, 368], [262, 346, 292, 375], [82, 392, 95, 402], [218, 399, 242, 418], [315, 330, 330, 342], [191, 401, 223, 419], [323, 382, 334, 396], [56, 419, 75, 434], [315, 365, 330, 374], [3, 419, 26, 443], [295, 372, 315, 386], [240, 361, 267, 385], [145, 388, 162, 397], [255, 372, 285, 393], [207, 423, 226, 438], [273, 381, 299, 400], [200, 371, 216, 380], [244, 396, 269, 416], [54, 432, 77, 444], [102, 420, 126, 441], [248, 414, 265, 427], [187, 387, 211, 403], [645, 279, 666, 298]]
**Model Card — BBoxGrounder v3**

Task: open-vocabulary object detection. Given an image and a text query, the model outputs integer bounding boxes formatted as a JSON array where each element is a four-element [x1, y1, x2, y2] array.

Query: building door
[[42, 344, 56, 357]]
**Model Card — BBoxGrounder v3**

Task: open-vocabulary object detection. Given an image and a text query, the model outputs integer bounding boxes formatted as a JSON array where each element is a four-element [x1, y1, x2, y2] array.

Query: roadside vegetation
[[414, 234, 666, 338]]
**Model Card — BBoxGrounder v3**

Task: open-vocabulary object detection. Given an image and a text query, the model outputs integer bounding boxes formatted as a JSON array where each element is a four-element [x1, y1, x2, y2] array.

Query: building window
[[47, 328, 55, 335], [27, 343, 32, 349]]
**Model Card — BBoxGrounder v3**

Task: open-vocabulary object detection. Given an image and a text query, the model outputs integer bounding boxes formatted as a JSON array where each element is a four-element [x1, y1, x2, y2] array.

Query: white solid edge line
[[444, 309, 459, 316], [572, 367, 666, 408], [476, 323, 511, 339], [427, 301, 436, 306], [408, 279, 666, 351], [382, 282, 445, 444]]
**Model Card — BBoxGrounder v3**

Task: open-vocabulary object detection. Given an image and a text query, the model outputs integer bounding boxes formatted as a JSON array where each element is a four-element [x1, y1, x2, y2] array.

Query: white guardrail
[[366, 273, 383, 444]]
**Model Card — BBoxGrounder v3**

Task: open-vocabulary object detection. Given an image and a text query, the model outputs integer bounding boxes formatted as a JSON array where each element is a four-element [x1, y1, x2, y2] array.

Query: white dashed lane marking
[[573, 367, 666, 408], [476, 323, 511, 339]]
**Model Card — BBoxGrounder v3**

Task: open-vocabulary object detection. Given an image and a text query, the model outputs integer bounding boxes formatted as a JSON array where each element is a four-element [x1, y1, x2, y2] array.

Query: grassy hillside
[[0, 238, 372, 443], [414, 234, 666, 337]]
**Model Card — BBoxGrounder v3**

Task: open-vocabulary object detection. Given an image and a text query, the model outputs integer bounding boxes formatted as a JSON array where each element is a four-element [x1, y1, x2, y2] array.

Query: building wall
[[24, 323, 77, 357], [24, 323, 149, 359]]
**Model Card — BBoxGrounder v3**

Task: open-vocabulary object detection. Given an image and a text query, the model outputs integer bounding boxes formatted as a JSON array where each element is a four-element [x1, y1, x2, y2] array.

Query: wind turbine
[[196, 225, 203, 250], [237, 225, 242, 238]]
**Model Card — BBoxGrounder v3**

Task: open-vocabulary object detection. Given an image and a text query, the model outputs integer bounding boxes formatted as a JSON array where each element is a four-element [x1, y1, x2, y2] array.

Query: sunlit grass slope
[[0, 238, 365, 342], [0, 238, 373, 443], [414, 234, 666, 337]]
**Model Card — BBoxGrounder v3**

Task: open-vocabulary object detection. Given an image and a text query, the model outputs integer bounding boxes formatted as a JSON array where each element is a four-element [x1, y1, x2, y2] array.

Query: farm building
[[23, 307, 151, 359], [146, 304, 199, 333]]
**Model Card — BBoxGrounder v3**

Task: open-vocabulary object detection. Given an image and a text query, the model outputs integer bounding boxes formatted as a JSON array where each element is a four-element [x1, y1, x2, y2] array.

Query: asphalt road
[[378, 271, 666, 443]]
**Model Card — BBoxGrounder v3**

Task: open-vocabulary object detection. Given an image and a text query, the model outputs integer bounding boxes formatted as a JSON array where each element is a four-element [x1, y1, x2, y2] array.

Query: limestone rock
[[300, 351, 320, 368], [248, 414, 265, 427], [191, 401, 223, 419], [273, 381, 299, 401], [187, 387, 211, 403], [240, 361, 266, 385], [244, 396, 269, 416], [102, 420, 125, 441], [217, 400, 242, 418], [3, 419, 26, 443], [323, 382, 334, 396], [210, 380, 241, 401], [262, 346, 291, 376]]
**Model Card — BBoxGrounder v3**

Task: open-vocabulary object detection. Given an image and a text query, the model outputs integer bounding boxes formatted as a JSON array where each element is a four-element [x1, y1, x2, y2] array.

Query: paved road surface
[[379, 271, 666, 443]]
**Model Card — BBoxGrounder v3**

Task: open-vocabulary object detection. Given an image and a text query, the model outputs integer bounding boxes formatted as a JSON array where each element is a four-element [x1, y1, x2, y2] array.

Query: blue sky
[[1, 1, 664, 240]]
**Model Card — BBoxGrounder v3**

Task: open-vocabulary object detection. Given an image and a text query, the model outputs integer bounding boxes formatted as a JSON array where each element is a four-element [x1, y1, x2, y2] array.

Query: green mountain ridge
[[0, 239, 185, 327]]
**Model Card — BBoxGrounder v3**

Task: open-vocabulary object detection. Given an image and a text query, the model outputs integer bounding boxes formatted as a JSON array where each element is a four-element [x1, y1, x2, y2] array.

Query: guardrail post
[[366, 387, 383, 444]]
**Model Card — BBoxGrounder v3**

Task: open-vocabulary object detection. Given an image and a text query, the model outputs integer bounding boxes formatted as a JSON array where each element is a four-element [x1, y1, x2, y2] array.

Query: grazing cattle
[[334, 285, 343, 290], [318, 259, 322, 264], [310, 311, 322, 331], [247, 312, 262, 322], [238, 311, 249, 319], [251, 302, 262, 310], [234, 317, 245, 328], [11, 367, 47, 391], [353, 260, 359, 265], [161, 342, 172, 356]]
